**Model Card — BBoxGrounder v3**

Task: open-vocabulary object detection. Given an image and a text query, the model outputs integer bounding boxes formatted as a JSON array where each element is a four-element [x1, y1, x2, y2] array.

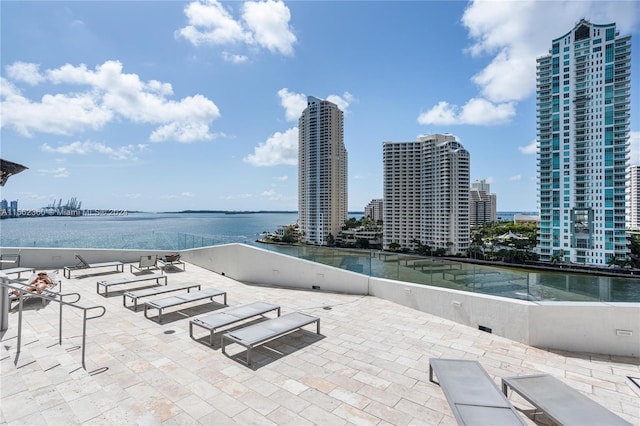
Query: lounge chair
[[158, 253, 185, 271], [0, 250, 21, 269], [8, 270, 61, 307], [0, 266, 36, 279], [63, 254, 124, 278], [190, 302, 281, 346], [221, 312, 320, 367], [502, 374, 632, 426], [96, 272, 167, 296], [130, 255, 159, 273], [429, 358, 526, 425], [143, 288, 227, 324], [123, 282, 202, 310]]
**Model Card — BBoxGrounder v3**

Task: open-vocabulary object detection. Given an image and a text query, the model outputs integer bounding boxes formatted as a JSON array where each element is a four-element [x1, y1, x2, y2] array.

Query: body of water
[[2, 211, 636, 303], [0, 212, 299, 250]]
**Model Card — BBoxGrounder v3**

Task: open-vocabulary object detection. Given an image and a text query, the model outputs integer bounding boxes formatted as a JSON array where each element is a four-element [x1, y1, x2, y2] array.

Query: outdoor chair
[[63, 254, 124, 278], [502, 374, 632, 425], [429, 358, 526, 425]]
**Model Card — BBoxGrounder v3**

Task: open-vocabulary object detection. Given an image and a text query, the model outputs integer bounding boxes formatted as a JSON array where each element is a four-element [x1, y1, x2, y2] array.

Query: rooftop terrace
[[1, 260, 639, 425]]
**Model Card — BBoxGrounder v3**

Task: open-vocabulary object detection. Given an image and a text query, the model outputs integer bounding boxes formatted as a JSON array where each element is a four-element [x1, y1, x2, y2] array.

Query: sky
[[1, 0, 639, 213]]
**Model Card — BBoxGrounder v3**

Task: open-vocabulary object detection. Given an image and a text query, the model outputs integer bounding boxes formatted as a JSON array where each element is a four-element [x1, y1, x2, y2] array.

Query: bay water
[[1, 211, 637, 302]]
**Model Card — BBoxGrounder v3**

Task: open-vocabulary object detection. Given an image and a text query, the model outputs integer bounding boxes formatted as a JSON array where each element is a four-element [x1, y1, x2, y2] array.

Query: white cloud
[[278, 88, 307, 121], [630, 131, 640, 166], [176, 0, 296, 57], [243, 127, 298, 166], [519, 139, 537, 155], [261, 189, 284, 201], [161, 192, 195, 199], [222, 51, 249, 63], [326, 92, 354, 113], [176, 0, 250, 46], [41, 140, 147, 161], [5, 62, 45, 85], [418, 98, 514, 126], [420, 0, 639, 126], [242, 0, 296, 56], [37, 167, 70, 178], [274, 175, 288, 181], [219, 193, 254, 200], [1, 60, 220, 142], [509, 174, 522, 181]]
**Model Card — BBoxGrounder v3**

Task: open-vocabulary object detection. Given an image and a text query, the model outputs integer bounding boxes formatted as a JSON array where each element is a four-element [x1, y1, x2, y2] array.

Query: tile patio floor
[[1, 262, 639, 425]]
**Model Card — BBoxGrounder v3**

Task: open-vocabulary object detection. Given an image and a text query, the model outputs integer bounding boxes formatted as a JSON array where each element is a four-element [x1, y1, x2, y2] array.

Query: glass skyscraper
[[536, 19, 631, 265]]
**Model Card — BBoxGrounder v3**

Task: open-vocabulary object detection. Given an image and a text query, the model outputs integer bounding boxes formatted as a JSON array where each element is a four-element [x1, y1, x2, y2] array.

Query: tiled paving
[[1, 262, 639, 425]]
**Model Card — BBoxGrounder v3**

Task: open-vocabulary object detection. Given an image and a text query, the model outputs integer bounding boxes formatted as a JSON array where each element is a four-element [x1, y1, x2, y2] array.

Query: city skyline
[[1, 1, 639, 212]]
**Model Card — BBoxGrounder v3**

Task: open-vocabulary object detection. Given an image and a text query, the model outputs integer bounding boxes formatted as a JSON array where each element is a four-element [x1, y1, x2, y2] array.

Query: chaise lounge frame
[[143, 288, 227, 324], [190, 302, 281, 346], [64, 254, 124, 278], [123, 282, 201, 310], [221, 312, 320, 367], [502, 374, 632, 426], [130, 255, 159, 273], [429, 358, 526, 426], [1, 267, 36, 279], [96, 273, 167, 296]]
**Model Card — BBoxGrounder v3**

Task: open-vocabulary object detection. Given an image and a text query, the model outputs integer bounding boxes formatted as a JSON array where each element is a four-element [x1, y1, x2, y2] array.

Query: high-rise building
[[629, 165, 640, 230], [364, 199, 383, 223], [470, 179, 497, 225], [383, 134, 470, 255], [536, 19, 631, 265], [298, 96, 348, 245]]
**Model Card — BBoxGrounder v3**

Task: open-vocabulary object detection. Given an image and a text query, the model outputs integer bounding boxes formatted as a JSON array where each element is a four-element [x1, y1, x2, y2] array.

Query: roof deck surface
[[1, 262, 638, 425]]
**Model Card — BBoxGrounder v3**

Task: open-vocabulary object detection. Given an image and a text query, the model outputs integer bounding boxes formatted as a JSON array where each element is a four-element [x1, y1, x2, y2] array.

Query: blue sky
[[1, 0, 639, 213]]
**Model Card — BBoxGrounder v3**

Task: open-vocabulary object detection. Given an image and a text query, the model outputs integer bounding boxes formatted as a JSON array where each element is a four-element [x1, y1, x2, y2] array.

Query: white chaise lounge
[[429, 358, 526, 425], [143, 288, 227, 324], [221, 312, 320, 367], [123, 282, 201, 310], [96, 273, 167, 296], [64, 254, 124, 278], [502, 374, 632, 425], [190, 302, 281, 346]]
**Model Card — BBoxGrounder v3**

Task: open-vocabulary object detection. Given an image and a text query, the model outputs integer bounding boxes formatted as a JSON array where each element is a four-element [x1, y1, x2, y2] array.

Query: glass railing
[[258, 244, 640, 304], [4, 231, 639, 303]]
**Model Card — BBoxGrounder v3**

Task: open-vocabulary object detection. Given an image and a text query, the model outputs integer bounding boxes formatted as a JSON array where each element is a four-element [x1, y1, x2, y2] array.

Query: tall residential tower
[[470, 179, 497, 225], [536, 19, 631, 265], [383, 134, 470, 255], [298, 96, 348, 245]]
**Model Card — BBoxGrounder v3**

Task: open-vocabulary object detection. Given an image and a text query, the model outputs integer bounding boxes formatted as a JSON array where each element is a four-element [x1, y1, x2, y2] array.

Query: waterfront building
[[513, 213, 540, 225], [536, 19, 631, 265], [336, 225, 383, 248], [0, 199, 17, 218], [629, 165, 640, 230], [364, 198, 383, 223], [470, 179, 497, 225], [298, 96, 348, 245], [383, 134, 470, 255]]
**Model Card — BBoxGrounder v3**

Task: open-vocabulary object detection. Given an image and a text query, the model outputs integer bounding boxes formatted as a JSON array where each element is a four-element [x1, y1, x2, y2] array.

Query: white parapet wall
[[182, 243, 370, 295], [183, 244, 638, 358]]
